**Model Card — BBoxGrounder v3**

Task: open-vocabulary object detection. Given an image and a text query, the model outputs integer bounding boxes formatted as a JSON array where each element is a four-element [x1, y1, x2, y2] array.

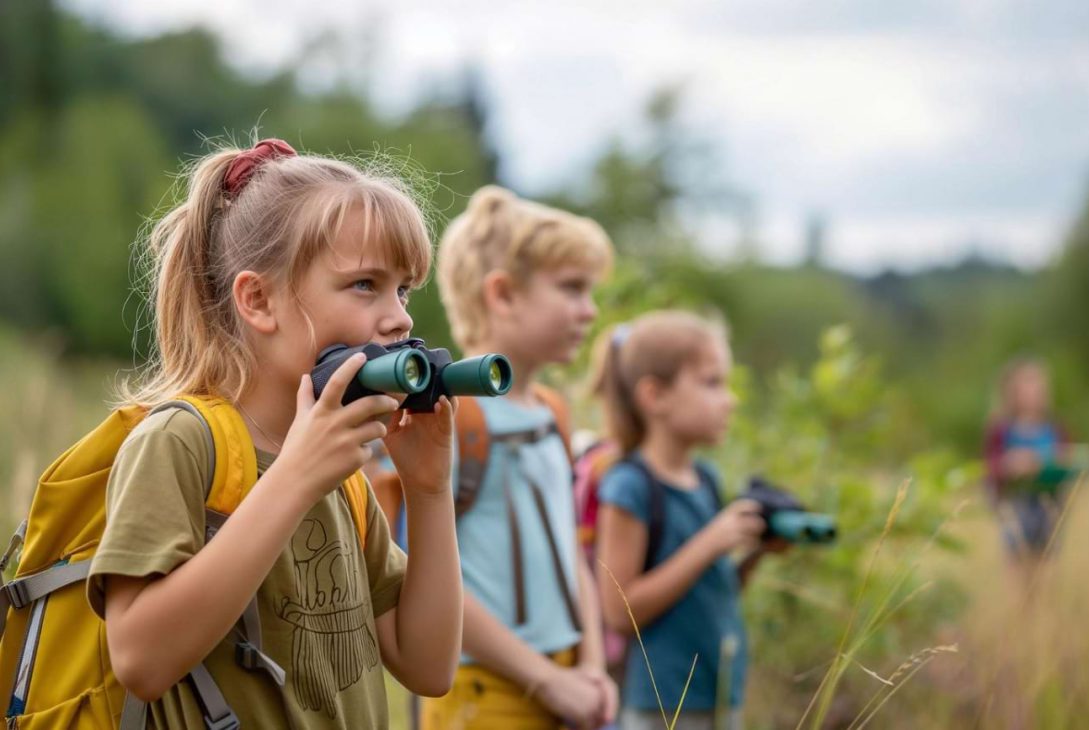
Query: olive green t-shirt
[[87, 407, 407, 729]]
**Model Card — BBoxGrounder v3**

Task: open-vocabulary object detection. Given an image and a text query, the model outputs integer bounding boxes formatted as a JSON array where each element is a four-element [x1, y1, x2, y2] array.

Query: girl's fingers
[[732, 498, 762, 516], [318, 353, 367, 409], [296, 374, 316, 415], [352, 420, 388, 445], [343, 393, 400, 426]]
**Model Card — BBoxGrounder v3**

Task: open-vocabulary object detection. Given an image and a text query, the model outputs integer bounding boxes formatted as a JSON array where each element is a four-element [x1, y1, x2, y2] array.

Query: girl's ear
[[232, 271, 278, 335], [481, 270, 517, 317], [633, 375, 667, 419]]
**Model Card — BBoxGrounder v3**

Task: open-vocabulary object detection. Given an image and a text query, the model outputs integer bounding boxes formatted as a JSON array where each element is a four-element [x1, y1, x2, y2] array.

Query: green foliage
[[716, 327, 978, 727], [0, 1, 493, 357]]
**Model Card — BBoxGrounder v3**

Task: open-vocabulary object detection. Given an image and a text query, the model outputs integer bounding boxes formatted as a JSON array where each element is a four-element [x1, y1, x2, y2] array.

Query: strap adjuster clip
[[204, 711, 240, 730], [2, 579, 29, 609], [235, 641, 260, 670]]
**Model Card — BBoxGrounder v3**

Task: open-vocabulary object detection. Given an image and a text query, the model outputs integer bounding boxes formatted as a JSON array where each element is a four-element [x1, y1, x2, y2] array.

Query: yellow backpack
[[0, 396, 371, 730]]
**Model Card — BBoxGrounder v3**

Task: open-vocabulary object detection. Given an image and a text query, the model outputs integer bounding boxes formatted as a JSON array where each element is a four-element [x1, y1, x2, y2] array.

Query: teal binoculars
[[766, 510, 838, 544], [742, 477, 837, 545], [311, 338, 513, 412]]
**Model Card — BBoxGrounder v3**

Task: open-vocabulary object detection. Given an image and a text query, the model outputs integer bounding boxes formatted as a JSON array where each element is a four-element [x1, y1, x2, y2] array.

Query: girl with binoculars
[[592, 310, 778, 730]]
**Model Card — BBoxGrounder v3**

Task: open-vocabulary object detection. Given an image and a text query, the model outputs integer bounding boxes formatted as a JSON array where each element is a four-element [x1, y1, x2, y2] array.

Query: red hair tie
[[223, 139, 297, 198]]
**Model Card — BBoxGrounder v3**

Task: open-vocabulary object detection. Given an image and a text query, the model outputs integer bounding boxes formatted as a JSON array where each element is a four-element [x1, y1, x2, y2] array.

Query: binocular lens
[[768, 510, 837, 544], [489, 361, 503, 390], [438, 354, 513, 396], [405, 357, 423, 388], [356, 349, 431, 394]]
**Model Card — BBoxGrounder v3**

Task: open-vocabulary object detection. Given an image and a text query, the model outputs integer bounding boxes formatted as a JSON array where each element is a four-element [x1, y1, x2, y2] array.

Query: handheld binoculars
[[742, 477, 837, 545], [311, 338, 514, 413], [1011, 462, 1080, 496], [1036, 463, 1078, 489]]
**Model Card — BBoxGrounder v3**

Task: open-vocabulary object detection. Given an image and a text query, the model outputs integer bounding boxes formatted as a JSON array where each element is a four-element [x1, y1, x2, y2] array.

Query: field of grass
[[2, 330, 1086, 729]]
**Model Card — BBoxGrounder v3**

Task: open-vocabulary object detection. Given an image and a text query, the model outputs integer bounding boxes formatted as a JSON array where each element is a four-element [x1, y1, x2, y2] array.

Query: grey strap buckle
[[204, 711, 240, 730], [2, 579, 29, 610], [235, 641, 287, 686], [235, 641, 260, 670], [494, 423, 556, 447], [1, 520, 27, 573]]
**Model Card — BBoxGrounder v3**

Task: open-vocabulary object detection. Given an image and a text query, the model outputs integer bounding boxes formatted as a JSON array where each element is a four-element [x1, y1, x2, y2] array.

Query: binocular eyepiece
[[311, 338, 514, 412], [742, 477, 837, 545]]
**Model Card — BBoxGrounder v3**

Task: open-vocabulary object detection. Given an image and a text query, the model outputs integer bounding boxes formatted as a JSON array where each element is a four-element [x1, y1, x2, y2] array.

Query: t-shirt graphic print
[[278, 517, 381, 718]]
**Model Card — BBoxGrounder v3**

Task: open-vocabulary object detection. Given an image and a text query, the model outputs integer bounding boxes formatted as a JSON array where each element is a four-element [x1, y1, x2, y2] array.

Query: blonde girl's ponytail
[[121, 139, 431, 408]]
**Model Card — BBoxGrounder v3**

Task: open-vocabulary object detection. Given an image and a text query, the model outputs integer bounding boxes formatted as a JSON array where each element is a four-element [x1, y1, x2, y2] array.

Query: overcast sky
[[67, 0, 1089, 273]]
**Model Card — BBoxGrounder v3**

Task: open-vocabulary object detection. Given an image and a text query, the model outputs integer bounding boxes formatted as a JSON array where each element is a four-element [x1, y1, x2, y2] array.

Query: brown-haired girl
[[593, 310, 766, 730]]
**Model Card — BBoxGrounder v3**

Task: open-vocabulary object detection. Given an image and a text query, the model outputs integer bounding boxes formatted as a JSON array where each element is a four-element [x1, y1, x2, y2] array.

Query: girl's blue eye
[[397, 286, 411, 302], [353, 280, 374, 292]]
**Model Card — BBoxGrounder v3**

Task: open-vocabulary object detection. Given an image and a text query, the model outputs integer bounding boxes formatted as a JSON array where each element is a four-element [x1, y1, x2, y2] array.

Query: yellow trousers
[[420, 648, 577, 730]]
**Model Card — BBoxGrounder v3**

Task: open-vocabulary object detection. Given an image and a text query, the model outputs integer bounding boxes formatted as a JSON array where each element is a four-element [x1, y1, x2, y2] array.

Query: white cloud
[[62, 0, 1089, 272]]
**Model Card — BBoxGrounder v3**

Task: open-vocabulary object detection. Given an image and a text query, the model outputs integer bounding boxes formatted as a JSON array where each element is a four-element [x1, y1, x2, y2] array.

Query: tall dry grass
[[0, 330, 117, 553]]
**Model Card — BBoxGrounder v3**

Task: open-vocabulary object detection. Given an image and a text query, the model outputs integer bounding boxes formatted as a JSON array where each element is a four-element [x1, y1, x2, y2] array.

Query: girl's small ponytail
[[590, 322, 644, 453], [589, 311, 729, 455]]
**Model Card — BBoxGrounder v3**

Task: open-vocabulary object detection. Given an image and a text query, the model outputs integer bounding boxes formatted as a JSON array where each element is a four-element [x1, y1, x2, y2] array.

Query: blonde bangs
[[516, 215, 614, 281], [288, 178, 433, 289], [356, 182, 432, 286]]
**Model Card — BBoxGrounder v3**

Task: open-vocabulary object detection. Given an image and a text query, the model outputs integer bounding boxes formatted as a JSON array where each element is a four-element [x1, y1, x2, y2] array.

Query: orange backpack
[[0, 396, 370, 730]]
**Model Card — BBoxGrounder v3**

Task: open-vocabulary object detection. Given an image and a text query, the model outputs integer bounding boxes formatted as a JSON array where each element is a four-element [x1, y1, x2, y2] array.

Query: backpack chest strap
[[491, 422, 560, 447], [0, 560, 91, 613]]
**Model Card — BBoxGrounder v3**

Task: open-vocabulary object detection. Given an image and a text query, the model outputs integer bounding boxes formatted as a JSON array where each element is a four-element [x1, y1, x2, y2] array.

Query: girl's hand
[[573, 665, 619, 728], [705, 498, 765, 555], [533, 665, 607, 730], [276, 353, 400, 503], [383, 395, 456, 496]]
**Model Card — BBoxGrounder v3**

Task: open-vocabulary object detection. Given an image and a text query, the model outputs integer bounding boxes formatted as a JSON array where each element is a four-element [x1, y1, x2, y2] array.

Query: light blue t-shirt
[[454, 396, 582, 662], [599, 456, 747, 712]]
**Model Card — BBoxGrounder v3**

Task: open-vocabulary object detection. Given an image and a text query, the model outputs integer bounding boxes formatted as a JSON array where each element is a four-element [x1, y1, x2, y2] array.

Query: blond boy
[[420, 186, 616, 730]]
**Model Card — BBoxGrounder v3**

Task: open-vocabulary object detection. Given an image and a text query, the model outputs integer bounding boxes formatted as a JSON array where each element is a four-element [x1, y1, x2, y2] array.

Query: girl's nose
[[580, 294, 598, 322], [378, 299, 414, 341]]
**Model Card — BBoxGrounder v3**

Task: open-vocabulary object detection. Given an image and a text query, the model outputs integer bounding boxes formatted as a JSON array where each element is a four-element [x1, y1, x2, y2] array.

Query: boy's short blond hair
[[437, 185, 614, 350]]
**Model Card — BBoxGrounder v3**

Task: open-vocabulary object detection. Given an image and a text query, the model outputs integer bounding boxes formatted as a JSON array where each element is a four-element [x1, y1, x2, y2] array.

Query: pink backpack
[[572, 439, 627, 668]]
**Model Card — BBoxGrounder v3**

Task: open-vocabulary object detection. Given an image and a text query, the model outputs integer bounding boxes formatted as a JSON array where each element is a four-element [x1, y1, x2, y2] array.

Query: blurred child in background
[[984, 357, 1075, 560]]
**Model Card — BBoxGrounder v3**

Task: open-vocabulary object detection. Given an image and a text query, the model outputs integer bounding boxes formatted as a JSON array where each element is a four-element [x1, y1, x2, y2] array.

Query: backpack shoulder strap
[[454, 396, 490, 518], [454, 386, 573, 518], [694, 460, 723, 510], [617, 456, 667, 571], [532, 383, 572, 464], [341, 471, 370, 550], [168, 396, 258, 515]]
